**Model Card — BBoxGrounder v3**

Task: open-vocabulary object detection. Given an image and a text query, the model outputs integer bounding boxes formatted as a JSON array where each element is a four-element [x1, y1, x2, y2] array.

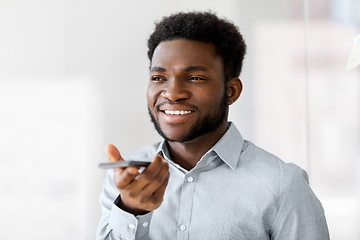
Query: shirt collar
[[211, 122, 244, 170], [155, 122, 244, 171], [156, 140, 170, 161]]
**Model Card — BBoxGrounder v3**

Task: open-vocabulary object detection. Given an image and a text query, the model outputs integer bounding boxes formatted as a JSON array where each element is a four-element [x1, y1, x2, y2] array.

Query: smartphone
[[98, 160, 150, 169]]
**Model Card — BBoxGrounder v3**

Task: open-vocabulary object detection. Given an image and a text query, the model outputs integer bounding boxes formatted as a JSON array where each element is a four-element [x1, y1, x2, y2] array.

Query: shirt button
[[187, 176, 194, 183], [179, 225, 187, 231], [128, 223, 136, 229], [142, 221, 149, 228]]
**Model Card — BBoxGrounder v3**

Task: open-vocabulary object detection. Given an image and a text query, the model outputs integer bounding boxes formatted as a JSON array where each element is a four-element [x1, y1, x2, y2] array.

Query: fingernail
[[127, 167, 138, 175]]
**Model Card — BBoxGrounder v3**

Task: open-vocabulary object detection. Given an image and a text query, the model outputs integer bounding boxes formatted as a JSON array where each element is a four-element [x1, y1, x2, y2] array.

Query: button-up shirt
[[97, 123, 329, 240]]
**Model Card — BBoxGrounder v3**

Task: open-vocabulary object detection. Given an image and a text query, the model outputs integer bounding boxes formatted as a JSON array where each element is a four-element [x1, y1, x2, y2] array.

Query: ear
[[226, 77, 242, 105]]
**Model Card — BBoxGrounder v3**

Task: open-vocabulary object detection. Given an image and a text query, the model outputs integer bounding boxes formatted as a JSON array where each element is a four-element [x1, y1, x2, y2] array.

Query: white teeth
[[164, 110, 192, 115]]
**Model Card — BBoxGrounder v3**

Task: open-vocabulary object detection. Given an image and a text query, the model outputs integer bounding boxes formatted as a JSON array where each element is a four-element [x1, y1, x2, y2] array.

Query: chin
[[162, 132, 189, 143]]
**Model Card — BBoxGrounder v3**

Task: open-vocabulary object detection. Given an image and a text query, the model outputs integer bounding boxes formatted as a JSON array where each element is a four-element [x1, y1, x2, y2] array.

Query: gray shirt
[[97, 123, 329, 240]]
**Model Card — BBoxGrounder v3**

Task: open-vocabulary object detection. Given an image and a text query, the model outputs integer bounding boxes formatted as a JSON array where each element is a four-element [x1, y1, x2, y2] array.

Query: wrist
[[114, 195, 149, 216]]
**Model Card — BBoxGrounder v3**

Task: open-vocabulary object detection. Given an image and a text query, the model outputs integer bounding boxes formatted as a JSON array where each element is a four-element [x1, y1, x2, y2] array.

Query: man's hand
[[105, 144, 169, 215]]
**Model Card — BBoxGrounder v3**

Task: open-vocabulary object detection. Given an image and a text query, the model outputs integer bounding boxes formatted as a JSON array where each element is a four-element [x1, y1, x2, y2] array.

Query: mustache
[[155, 100, 199, 112]]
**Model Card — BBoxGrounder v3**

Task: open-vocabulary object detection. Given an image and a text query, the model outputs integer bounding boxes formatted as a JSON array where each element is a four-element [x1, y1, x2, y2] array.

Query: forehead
[[151, 39, 223, 70]]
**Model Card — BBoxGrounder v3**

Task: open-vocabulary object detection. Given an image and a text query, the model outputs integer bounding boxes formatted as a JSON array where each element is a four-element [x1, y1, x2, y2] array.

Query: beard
[[148, 90, 228, 143]]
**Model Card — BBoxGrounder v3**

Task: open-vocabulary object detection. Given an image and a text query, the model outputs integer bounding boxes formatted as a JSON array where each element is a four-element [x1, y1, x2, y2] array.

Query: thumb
[[105, 144, 123, 162]]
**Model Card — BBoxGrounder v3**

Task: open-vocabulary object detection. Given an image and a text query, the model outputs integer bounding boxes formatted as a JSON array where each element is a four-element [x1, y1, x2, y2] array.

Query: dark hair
[[147, 11, 247, 82]]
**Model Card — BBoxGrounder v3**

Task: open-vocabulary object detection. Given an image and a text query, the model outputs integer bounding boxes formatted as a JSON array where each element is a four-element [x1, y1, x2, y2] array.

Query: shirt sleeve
[[96, 170, 153, 240], [271, 166, 330, 240]]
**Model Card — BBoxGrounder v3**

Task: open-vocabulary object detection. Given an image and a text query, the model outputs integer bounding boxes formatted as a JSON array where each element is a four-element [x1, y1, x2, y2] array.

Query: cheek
[[196, 86, 224, 106], [147, 86, 159, 107]]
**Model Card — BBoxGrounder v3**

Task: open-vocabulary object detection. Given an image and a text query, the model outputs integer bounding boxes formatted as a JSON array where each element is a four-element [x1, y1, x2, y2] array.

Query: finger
[[105, 144, 124, 162], [127, 154, 164, 192], [150, 171, 169, 204], [115, 167, 140, 190], [141, 161, 169, 198], [105, 144, 127, 176]]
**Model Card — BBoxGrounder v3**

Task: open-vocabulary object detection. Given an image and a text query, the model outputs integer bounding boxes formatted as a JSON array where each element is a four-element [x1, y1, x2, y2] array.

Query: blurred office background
[[0, 0, 359, 239]]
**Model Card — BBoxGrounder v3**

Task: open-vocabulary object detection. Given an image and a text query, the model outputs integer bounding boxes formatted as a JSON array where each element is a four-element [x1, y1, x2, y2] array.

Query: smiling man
[[97, 12, 329, 240]]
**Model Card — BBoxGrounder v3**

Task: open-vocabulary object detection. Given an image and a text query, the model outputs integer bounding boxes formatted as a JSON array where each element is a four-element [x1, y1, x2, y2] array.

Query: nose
[[161, 79, 190, 102]]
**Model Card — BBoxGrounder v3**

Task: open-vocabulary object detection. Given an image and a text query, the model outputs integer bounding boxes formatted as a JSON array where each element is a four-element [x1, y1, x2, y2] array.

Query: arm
[[96, 169, 136, 240], [96, 144, 169, 240], [271, 167, 330, 240]]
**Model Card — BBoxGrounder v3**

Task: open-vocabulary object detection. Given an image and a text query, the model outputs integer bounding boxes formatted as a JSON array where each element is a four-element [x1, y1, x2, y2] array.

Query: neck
[[166, 122, 228, 170]]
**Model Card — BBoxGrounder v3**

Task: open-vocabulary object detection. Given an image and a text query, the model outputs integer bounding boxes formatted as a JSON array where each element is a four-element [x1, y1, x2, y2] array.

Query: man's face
[[147, 39, 228, 143]]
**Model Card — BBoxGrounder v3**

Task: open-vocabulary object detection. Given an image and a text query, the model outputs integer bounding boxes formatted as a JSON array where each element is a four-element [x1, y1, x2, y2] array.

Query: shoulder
[[226, 138, 329, 235], [239, 140, 308, 197]]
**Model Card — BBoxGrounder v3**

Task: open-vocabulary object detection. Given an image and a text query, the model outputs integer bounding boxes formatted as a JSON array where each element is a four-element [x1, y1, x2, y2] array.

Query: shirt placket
[[176, 171, 197, 240]]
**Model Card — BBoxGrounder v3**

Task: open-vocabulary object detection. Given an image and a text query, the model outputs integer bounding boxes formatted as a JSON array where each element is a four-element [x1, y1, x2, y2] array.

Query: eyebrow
[[184, 66, 209, 72], [150, 66, 166, 72], [150, 65, 209, 72]]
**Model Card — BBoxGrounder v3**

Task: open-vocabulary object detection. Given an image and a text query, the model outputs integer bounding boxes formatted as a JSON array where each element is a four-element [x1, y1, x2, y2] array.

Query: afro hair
[[147, 11, 247, 82]]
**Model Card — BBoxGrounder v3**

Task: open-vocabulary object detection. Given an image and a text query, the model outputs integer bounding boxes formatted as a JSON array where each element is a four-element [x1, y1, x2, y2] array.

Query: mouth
[[162, 110, 193, 115], [155, 103, 197, 124], [157, 108, 196, 124]]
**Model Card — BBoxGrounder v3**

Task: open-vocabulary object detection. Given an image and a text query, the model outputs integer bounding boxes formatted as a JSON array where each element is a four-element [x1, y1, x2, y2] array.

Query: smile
[[163, 110, 193, 115]]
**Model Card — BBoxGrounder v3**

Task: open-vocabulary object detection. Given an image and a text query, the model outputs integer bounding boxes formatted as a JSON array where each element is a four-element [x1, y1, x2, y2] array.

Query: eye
[[151, 75, 167, 82], [189, 76, 207, 81]]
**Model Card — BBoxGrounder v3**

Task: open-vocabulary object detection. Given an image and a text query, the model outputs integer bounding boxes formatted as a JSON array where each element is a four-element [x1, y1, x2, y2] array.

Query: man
[[97, 11, 329, 240]]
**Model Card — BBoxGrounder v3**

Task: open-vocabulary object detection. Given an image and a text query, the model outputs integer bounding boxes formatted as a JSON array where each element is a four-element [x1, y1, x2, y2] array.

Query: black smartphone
[[98, 160, 150, 169]]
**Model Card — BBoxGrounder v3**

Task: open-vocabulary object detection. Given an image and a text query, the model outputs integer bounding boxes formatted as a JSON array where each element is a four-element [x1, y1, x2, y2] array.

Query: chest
[[150, 166, 277, 240]]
